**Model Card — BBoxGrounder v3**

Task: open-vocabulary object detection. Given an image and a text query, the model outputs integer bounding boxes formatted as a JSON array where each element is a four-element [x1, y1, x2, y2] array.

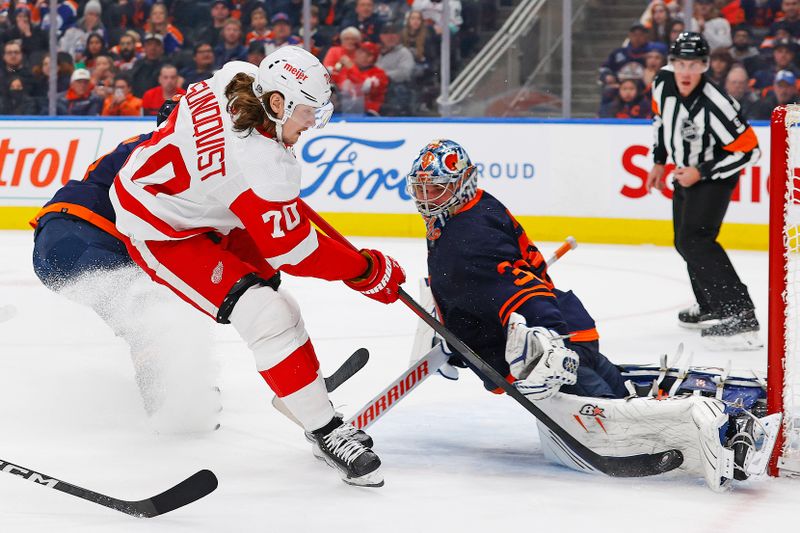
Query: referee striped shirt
[[652, 65, 760, 180]]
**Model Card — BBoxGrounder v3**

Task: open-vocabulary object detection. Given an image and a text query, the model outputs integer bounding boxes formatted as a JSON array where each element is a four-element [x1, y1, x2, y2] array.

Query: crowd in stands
[[0, 0, 486, 117], [599, 0, 800, 121]]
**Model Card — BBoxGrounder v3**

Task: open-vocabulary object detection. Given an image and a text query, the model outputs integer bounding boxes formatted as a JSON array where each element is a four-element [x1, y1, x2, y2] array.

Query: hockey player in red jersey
[[110, 47, 405, 488]]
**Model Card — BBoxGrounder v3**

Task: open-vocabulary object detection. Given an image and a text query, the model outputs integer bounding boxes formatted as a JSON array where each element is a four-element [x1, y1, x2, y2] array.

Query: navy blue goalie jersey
[[30, 133, 153, 237], [427, 189, 598, 385]]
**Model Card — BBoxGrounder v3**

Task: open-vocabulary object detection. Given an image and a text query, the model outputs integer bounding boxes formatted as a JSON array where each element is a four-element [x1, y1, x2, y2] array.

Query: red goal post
[[769, 105, 800, 477]]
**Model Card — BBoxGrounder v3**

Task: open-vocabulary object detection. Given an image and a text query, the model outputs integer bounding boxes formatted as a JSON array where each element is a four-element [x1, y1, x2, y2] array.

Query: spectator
[[112, 32, 141, 71], [180, 42, 215, 88], [643, 48, 666, 89], [667, 19, 685, 44], [109, 0, 152, 33], [763, 0, 800, 48], [377, 22, 414, 83], [83, 33, 108, 69], [6, 6, 48, 56], [729, 25, 760, 71], [30, 52, 72, 104], [130, 32, 165, 97], [708, 48, 734, 85], [725, 65, 759, 119], [403, 10, 436, 66], [57, 68, 103, 115], [412, 0, 463, 37], [0, 40, 33, 94], [374, 0, 408, 24], [245, 6, 270, 45], [690, 0, 732, 50], [323, 26, 361, 71], [214, 18, 247, 68], [318, 0, 347, 28], [101, 73, 142, 116], [1, 75, 37, 115], [246, 40, 266, 65], [264, 12, 302, 55], [90, 53, 115, 86], [91, 57, 117, 104], [602, 24, 652, 77], [599, 78, 650, 119], [39, 0, 80, 36], [751, 69, 800, 119], [141, 64, 184, 115], [643, 1, 672, 45], [752, 38, 800, 88], [196, 0, 231, 48], [59, 0, 105, 61], [331, 41, 388, 115], [341, 0, 383, 43], [143, 2, 184, 55]]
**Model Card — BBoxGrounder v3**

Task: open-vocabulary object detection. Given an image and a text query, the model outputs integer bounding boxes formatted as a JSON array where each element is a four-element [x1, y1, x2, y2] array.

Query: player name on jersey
[[185, 80, 227, 182]]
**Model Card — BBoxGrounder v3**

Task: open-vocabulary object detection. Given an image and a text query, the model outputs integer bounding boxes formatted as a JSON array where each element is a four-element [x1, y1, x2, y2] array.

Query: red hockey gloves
[[345, 249, 406, 304]]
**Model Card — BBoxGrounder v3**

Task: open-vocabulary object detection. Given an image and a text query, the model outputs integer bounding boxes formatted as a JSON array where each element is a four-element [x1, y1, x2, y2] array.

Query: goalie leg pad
[[534, 392, 738, 490]]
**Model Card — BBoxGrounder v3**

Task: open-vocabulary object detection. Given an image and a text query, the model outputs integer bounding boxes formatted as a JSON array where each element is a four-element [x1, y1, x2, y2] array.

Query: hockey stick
[[325, 348, 370, 392], [346, 238, 580, 429], [348, 344, 450, 430], [299, 200, 684, 477], [0, 458, 217, 518], [546, 236, 577, 266], [272, 348, 370, 426]]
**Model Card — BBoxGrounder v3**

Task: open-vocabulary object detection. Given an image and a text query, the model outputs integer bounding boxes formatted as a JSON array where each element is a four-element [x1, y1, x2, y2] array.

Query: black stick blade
[[131, 469, 219, 518], [325, 348, 369, 392]]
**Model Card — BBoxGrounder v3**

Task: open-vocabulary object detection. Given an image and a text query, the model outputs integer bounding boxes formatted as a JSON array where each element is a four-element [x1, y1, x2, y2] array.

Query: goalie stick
[[299, 200, 685, 478], [272, 348, 370, 426], [347, 238, 580, 429], [0, 458, 217, 518]]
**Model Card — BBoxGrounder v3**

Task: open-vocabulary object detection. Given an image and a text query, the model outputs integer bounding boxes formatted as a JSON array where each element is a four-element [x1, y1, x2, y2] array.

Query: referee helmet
[[669, 32, 710, 61]]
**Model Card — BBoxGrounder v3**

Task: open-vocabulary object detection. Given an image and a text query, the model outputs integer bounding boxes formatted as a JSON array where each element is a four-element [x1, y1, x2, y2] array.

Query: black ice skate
[[677, 304, 720, 329], [305, 415, 373, 448], [701, 310, 763, 350], [308, 418, 383, 488]]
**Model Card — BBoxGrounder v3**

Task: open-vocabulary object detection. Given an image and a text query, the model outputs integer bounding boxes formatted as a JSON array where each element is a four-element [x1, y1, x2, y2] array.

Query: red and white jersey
[[110, 61, 366, 281]]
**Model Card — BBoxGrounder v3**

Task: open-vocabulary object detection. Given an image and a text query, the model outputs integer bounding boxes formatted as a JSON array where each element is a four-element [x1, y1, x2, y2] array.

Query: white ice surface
[[0, 230, 797, 532]]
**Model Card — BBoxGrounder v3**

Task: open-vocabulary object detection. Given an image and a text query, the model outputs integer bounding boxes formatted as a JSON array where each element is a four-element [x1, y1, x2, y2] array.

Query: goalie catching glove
[[345, 249, 406, 304], [505, 312, 579, 400]]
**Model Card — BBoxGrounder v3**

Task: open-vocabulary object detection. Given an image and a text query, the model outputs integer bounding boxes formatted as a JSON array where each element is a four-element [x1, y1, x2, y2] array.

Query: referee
[[646, 32, 761, 350]]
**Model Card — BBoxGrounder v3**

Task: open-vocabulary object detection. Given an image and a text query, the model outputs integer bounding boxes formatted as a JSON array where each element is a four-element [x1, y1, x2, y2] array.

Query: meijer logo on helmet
[[283, 63, 308, 82]]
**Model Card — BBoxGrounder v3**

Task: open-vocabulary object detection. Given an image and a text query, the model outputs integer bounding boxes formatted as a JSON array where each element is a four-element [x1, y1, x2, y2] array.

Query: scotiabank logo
[[620, 144, 770, 204], [0, 138, 80, 188]]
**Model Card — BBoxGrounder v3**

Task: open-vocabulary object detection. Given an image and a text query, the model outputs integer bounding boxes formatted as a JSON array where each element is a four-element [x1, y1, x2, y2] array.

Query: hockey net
[[769, 105, 800, 476]]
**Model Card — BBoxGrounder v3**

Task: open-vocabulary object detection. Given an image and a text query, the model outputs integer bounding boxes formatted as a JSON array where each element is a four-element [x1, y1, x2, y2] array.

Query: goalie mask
[[252, 46, 334, 142], [406, 139, 477, 219]]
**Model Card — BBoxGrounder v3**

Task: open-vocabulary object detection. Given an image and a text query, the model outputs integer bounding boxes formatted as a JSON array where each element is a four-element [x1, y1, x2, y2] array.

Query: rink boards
[[0, 117, 771, 250]]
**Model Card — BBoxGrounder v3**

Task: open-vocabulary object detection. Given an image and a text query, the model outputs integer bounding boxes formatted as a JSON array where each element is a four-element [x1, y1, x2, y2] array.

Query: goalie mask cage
[[769, 105, 800, 476]]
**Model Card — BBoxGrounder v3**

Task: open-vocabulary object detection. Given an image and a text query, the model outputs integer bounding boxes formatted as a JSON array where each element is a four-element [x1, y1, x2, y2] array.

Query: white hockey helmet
[[252, 46, 333, 135]]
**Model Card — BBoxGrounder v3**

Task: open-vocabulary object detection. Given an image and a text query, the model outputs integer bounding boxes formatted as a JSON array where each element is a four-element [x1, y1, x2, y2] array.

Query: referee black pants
[[672, 176, 754, 317]]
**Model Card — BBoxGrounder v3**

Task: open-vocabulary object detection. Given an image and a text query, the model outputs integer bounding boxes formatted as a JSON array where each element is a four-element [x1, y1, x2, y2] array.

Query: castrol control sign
[[0, 118, 772, 248], [0, 119, 153, 207]]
